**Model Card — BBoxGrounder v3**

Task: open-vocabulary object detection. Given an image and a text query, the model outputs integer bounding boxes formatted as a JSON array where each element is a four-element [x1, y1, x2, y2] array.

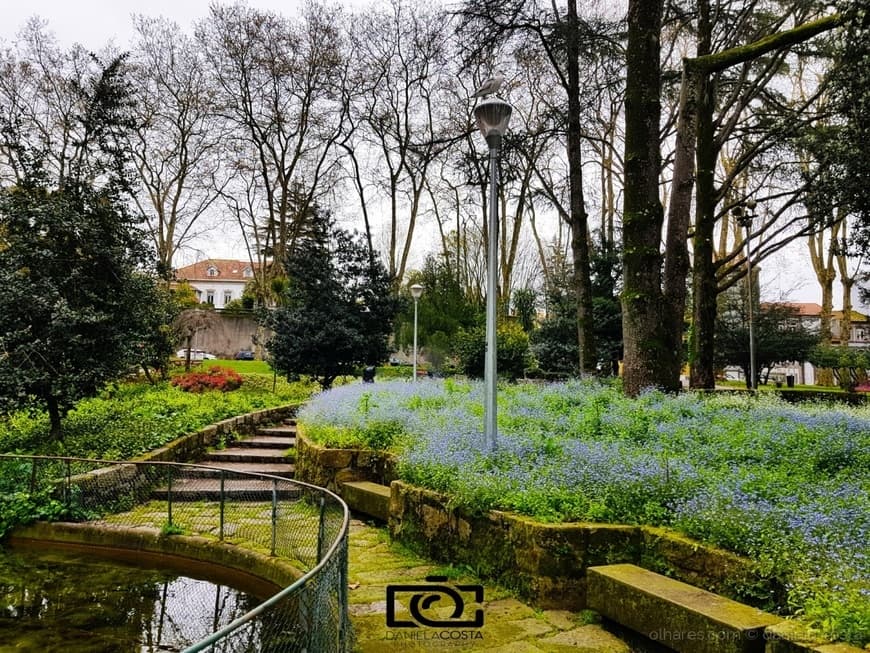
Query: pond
[[0, 543, 274, 652]]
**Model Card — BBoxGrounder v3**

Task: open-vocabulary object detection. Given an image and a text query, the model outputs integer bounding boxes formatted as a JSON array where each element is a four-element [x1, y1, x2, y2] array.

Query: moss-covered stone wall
[[388, 480, 782, 611], [295, 430, 396, 492], [10, 521, 303, 591]]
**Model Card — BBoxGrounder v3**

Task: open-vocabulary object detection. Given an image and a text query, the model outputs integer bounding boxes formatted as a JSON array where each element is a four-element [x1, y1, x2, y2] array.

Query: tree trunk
[[662, 65, 699, 391], [841, 282, 854, 344], [566, 0, 596, 372], [622, 0, 674, 396], [688, 0, 719, 389], [808, 221, 837, 385], [47, 395, 63, 441], [836, 216, 854, 346]]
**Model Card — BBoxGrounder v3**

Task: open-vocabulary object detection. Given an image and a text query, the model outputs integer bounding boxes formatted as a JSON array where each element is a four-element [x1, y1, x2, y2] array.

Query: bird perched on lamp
[[472, 71, 506, 98]]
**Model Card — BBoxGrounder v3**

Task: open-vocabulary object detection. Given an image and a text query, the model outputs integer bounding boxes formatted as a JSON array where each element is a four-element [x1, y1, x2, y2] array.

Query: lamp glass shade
[[474, 98, 513, 141], [410, 284, 424, 300]]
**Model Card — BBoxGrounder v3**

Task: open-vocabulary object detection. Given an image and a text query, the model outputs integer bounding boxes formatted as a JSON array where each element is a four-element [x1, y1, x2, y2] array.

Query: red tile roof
[[832, 309, 870, 322], [767, 302, 823, 316], [174, 259, 259, 282], [760, 303, 869, 322]]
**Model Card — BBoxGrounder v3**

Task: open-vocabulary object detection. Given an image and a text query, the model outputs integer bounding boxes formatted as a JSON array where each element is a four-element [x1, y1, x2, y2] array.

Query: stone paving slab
[[347, 519, 630, 653]]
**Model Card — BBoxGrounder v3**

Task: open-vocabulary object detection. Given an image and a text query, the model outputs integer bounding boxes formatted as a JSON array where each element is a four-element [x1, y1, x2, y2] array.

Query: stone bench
[[340, 480, 391, 522], [587, 563, 781, 653]]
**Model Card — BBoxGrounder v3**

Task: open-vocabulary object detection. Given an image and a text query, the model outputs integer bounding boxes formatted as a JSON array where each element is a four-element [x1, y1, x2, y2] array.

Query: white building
[[174, 259, 257, 308]]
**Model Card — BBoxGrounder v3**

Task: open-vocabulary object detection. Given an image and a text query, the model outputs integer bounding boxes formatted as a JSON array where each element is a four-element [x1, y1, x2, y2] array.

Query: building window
[[224, 291, 233, 306], [207, 266, 219, 277], [243, 266, 253, 278], [206, 291, 215, 305]]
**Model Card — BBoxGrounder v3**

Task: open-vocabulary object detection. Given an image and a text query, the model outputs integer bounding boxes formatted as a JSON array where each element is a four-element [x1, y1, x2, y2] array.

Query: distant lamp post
[[474, 94, 513, 451], [732, 200, 758, 390], [410, 284, 424, 381]]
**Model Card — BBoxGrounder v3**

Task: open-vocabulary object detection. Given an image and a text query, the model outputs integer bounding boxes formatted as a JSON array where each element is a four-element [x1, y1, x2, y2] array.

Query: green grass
[[715, 379, 843, 392], [177, 359, 276, 375], [0, 374, 318, 459]]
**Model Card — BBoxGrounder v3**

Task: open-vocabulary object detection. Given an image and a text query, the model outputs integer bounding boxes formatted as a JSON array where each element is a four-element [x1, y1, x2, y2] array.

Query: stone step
[[340, 481, 390, 522], [587, 564, 781, 653], [234, 435, 296, 448], [204, 448, 293, 464], [180, 462, 296, 479], [152, 477, 301, 501], [256, 425, 297, 437]]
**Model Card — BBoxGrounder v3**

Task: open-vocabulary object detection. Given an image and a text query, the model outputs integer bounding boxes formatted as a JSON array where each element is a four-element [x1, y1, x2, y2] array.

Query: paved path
[[347, 518, 631, 653]]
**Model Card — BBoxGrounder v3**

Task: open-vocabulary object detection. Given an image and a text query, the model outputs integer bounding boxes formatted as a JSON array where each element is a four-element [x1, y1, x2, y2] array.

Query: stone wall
[[387, 480, 779, 611], [389, 481, 641, 609], [294, 429, 397, 493], [187, 314, 273, 359]]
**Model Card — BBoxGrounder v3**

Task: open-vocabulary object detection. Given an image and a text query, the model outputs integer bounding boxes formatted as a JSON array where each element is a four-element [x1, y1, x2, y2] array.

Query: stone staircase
[[151, 418, 298, 501]]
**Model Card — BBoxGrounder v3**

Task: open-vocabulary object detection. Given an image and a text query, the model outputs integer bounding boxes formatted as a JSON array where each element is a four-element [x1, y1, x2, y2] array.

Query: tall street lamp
[[732, 200, 757, 390], [474, 94, 513, 451], [410, 283, 424, 381]]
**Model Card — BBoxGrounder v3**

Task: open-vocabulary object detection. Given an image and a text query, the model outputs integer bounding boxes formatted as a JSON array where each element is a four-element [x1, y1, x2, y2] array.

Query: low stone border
[[294, 425, 396, 492], [10, 521, 303, 593], [63, 404, 300, 494]]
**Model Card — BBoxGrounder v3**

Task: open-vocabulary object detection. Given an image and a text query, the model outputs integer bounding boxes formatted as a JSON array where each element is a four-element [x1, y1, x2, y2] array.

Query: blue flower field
[[298, 379, 870, 645]]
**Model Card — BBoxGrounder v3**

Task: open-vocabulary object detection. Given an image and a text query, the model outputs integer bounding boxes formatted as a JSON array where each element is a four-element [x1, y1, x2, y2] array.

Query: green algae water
[[0, 545, 266, 652]]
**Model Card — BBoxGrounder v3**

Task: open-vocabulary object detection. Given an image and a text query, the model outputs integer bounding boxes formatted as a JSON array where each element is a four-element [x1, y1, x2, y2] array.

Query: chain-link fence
[[0, 454, 351, 652]]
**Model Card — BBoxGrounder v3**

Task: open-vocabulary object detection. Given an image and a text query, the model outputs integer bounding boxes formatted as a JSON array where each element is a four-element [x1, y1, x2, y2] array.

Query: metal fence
[[0, 454, 352, 653]]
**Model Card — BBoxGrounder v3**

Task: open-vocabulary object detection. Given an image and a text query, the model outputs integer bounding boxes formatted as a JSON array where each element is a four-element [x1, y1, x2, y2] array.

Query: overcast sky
[[0, 0, 311, 51], [1, 1, 862, 308]]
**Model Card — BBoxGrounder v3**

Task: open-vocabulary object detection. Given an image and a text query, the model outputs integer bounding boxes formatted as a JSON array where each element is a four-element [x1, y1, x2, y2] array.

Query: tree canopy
[[265, 209, 400, 389], [0, 56, 161, 439]]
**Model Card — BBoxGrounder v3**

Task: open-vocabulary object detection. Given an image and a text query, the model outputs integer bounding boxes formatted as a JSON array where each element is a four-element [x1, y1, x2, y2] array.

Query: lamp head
[[474, 98, 513, 149], [410, 283, 424, 300]]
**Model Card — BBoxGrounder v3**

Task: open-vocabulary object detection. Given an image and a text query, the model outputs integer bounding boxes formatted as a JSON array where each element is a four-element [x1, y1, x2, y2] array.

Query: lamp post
[[410, 284, 424, 381], [474, 95, 513, 451], [732, 200, 757, 390]]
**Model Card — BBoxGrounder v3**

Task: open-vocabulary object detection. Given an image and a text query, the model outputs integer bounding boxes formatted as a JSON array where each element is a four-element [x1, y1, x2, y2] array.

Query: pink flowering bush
[[171, 366, 243, 393]]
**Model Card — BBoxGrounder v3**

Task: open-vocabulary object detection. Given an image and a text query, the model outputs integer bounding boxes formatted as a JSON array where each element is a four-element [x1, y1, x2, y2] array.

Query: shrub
[[171, 366, 243, 393], [455, 322, 531, 380]]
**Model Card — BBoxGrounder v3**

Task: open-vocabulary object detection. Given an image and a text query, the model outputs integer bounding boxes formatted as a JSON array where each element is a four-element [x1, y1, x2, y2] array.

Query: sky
[[1, 1, 864, 310], [1, 0, 305, 52]]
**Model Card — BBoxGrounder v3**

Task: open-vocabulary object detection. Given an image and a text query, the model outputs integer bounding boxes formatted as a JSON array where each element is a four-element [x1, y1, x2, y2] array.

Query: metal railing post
[[270, 479, 278, 556], [219, 470, 226, 541], [65, 459, 72, 509], [317, 496, 327, 562], [29, 458, 38, 494], [167, 466, 174, 527]]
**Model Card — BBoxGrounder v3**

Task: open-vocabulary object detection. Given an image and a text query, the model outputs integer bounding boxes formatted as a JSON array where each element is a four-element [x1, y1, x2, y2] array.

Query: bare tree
[[197, 3, 348, 303], [127, 15, 226, 277], [456, 0, 624, 372], [666, 1, 842, 389], [344, 0, 452, 283], [0, 21, 123, 186]]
